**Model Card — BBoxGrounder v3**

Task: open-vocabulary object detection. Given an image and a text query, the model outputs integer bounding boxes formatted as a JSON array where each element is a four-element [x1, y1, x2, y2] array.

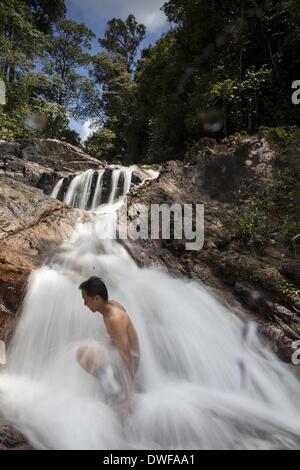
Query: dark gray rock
[[280, 262, 300, 287], [0, 139, 106, 194]]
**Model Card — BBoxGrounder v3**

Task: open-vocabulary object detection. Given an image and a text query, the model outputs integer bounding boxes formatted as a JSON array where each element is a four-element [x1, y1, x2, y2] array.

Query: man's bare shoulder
[[106, 302, 129, 329], [109, 300, 127, 312]]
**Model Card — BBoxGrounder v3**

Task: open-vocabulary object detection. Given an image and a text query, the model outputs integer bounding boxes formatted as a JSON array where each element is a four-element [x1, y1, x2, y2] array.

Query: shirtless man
[[77, 276, 140, 411]]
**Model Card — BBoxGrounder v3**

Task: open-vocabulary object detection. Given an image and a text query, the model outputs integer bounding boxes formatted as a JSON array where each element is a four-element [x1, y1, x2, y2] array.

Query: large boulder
[[0, 139, 106, 194], [182, 136, 275, 203]]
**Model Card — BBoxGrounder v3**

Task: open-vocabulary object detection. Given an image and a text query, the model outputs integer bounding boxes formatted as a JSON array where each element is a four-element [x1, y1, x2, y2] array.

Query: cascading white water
[[108, 169, 122, 205], [90, 170, 105, 211], [51, 178, 63, 200], [64, 169, 95, 210], [51, 167, 134, 211], [1, 168, 300, 450]]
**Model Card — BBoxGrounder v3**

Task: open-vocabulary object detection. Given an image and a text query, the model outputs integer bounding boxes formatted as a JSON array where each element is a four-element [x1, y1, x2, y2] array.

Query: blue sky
[[64, 0, 170, 140]]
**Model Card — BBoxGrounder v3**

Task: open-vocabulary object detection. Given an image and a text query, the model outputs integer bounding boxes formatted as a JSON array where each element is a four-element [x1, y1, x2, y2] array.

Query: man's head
[[79, 277, 108, 313]]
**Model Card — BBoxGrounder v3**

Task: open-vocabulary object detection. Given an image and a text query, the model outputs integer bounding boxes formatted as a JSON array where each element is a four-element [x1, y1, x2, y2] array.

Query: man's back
[[104, 301, 140, 357]]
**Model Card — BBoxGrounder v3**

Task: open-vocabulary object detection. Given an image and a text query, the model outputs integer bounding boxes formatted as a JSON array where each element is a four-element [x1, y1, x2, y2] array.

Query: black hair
[[79, 276, 109, 301]]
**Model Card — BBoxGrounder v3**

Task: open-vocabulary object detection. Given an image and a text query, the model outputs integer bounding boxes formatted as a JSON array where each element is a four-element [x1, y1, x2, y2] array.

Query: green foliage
[[84, 128, 117, 161], [0, 65, 80, 144], [0, 1, 84, 146], [83, 15, 146, 161], [1, 0, 300, 162], [84, 14, 146, 161], [0, 0, 46, 82], [259, 126, 290, 142], [223, 138, 300, 252], [127, 0, 300, 163], [0, 106, 29, 140], [99, 15, 146, 72], [145, 97, 186, 164], [0, 99, 80, 145], [259, 127, 300, 146], [210, 79, 238, 102], [279, 282, 300, 301], [127, 30, 186, 163], [42, 19, 95, 109], [228, 193, 270, 246], [290, 129, 300, 143], [92, 53, 135, 117], [24, 0, 67, 33], [221, 132, 247, 146], [184, 139, 215, 163], [87, 51, 137, 161]]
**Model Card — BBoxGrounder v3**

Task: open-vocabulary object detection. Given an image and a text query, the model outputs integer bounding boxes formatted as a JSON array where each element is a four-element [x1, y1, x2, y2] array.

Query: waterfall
[[51, 178, 64, 200], [108, 169, 122, 204], [123, 168, 133, 196], [90, 170, 105, 211], [1, 168, 300, 450], [64, 169, 95, 210], [51, 167, 134, 211]]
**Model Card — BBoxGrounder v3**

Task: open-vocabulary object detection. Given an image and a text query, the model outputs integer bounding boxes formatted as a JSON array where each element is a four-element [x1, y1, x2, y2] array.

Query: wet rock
[[234, 282, 267, 311], [115, 171, 125, 201], [280, 262, 300, 287], [86, 171, 100, 210], [0, 426, 31, 450], [0, 304, 15, 344], [55, 174, 76, 201], [131, 173, 144, 186], [101, 169, 114, 204]]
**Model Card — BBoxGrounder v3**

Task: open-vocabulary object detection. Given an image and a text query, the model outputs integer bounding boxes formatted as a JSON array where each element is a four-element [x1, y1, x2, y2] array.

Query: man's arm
[[106, 317, 134, 398]]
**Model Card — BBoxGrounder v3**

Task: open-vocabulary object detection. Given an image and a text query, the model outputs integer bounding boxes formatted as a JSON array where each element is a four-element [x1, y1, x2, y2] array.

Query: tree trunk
[[8, 64, 15, 83], [223, 97, 228, 136]]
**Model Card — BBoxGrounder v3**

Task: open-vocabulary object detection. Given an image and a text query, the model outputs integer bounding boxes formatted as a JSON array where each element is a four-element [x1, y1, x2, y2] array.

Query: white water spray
[[90, 170, 105, 211], [1, 169, 300, 450], [64, 169, 95, 210], [51, 179, 63, 200]]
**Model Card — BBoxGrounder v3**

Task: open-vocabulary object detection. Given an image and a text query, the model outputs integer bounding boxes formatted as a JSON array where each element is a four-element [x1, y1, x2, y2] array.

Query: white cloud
[[68, 0, 167, 33], [80, 120, 94, 141]]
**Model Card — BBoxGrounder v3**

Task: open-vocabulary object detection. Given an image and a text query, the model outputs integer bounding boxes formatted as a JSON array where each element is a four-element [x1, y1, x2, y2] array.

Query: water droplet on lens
[[24, 112, 48, 131]]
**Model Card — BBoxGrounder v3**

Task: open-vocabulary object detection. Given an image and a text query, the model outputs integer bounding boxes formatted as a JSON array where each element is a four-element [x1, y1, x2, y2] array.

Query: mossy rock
[[289, 128, 300, 143]]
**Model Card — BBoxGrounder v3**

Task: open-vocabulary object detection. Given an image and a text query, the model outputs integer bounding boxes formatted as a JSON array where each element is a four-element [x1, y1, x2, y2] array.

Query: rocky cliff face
[[0, 139, 107, 194]]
